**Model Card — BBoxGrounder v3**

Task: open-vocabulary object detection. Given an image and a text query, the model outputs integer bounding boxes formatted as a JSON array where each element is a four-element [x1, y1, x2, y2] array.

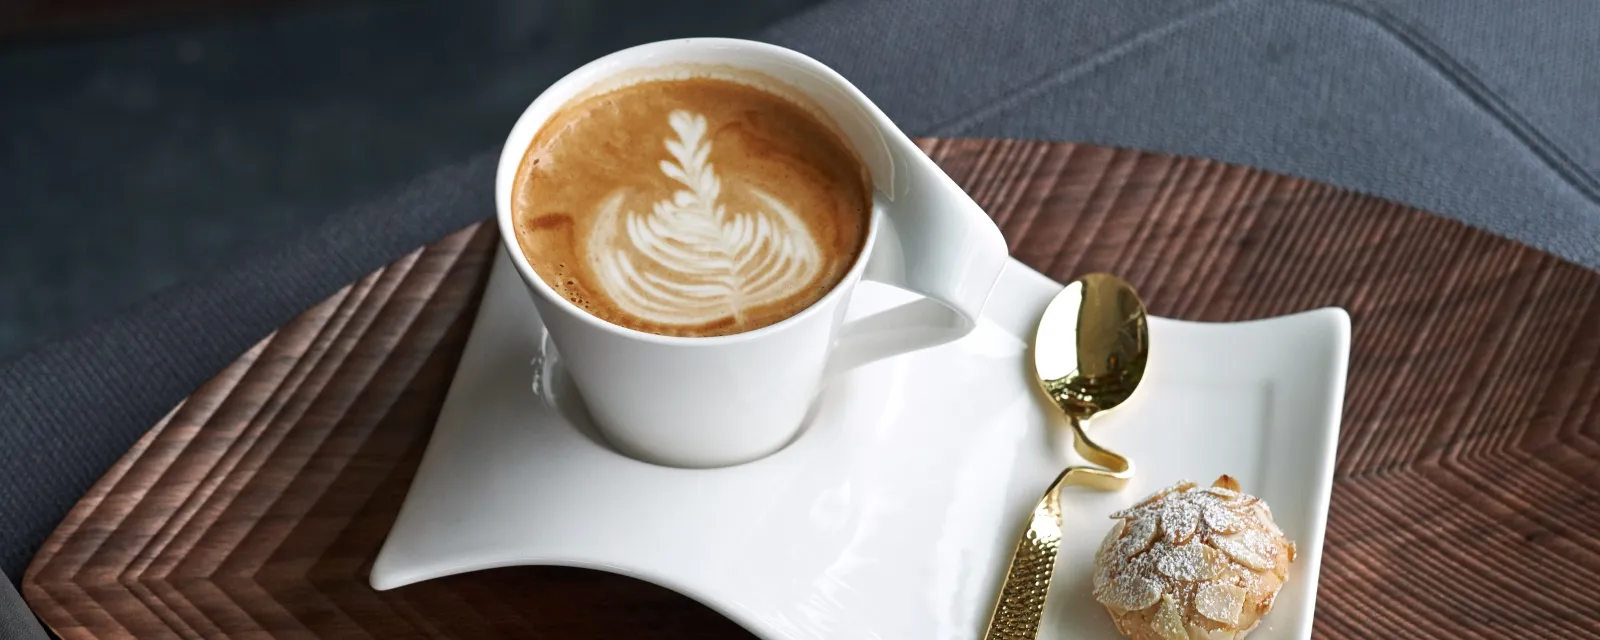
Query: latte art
[[589, 111, 823, 327], [512, 74, 870, 337]]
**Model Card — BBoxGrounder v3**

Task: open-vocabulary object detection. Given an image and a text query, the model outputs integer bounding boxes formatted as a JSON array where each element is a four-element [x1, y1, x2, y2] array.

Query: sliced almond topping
[[1163, 502, 1201, 544], [1194, 581, 1246, 625], [1098, 518, 1127, 556], [1212, 475, 1241, 492], [1132, 480, 1196, 508], [1116, 481, 1194, 517], [1117, 516, 1158, 558], [1152, 594, 1188, 640], [1094, 558, 1115, 593], [1130, 487, 1173, 510], [1157, 542, 1222, 582], [1096, 571, 1162, 612], [1252, 503, 1277, 529], [1187, 624, 1238, 640], [1204, 486, 1242, 501], [1215, 531, 1274, 571], [1202, 503, 1244, 534]]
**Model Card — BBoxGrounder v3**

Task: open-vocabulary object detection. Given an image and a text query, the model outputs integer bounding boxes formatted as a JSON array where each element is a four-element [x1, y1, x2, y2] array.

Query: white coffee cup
[[495, 38, 1008, 468]]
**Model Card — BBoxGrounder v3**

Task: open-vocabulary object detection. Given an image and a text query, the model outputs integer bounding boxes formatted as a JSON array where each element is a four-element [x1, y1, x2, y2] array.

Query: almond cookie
[[1092, 476, 1295, 640]]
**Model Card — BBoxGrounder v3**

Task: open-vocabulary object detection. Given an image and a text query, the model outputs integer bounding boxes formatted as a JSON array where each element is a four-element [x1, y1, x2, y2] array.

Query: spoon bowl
[[1034, 272, 1149, 421], [983, 273, 1150, 640]]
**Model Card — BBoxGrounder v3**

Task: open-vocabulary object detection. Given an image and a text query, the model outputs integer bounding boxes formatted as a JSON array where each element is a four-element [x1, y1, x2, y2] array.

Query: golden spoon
[[982, 273, 1149, 640]]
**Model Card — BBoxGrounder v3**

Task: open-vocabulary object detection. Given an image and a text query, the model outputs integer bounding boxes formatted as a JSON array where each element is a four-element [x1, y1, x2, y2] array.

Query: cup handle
[[825, 152, 1010, 376]]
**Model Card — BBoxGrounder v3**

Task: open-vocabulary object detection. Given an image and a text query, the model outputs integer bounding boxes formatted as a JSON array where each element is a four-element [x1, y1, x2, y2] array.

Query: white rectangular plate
[[371, 249, 1350, 640]]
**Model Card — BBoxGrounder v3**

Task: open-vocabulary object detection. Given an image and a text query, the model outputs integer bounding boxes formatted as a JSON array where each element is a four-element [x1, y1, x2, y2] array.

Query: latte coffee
[[511, 72, 872, 337]]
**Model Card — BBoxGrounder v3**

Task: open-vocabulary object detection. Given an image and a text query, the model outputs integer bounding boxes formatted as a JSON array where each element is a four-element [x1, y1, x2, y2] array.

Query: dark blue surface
[[0, 0, 818, 358]]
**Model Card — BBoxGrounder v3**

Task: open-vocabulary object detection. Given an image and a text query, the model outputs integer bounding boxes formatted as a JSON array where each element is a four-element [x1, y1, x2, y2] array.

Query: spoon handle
[[981, 420, 1133, 640], [981, 481, 1063, 640]]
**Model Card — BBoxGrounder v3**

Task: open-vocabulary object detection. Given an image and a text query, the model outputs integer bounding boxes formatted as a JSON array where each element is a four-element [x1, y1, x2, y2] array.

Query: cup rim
[[494, 37, 884, 347]]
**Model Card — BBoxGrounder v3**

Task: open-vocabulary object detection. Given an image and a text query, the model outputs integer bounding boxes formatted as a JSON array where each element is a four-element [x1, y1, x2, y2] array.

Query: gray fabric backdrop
[[2, 0, 1596, 635], [767, 0, 1600, 267]]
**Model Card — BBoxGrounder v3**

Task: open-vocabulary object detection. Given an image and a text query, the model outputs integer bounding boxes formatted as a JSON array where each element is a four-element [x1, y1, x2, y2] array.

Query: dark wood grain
[[23, 139, 1600, 638]]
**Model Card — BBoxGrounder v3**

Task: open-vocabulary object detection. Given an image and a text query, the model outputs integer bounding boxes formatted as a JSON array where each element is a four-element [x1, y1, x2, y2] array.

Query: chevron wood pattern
[[23, 139, 1600, 638]]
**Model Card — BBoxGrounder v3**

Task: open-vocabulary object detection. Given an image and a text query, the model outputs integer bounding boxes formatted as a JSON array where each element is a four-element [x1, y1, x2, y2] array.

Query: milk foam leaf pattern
[[588, 110, 823, 328]]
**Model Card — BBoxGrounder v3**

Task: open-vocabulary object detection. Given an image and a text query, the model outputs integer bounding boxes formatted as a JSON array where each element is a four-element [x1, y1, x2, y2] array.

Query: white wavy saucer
[[370, 248, 1350, 640]]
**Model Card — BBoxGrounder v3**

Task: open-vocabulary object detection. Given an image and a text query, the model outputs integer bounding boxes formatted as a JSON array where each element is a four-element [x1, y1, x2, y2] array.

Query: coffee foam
[[512, 72, 871, 337], [570, 63, 833, 129]]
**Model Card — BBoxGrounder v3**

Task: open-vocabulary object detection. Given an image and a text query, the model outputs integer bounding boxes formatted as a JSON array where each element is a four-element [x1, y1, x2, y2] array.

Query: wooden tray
[[24, 139, 1600, 639]]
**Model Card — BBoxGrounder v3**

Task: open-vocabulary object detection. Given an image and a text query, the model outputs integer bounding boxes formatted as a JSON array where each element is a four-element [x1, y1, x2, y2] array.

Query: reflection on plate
[[371, 249, 1348, 640]]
